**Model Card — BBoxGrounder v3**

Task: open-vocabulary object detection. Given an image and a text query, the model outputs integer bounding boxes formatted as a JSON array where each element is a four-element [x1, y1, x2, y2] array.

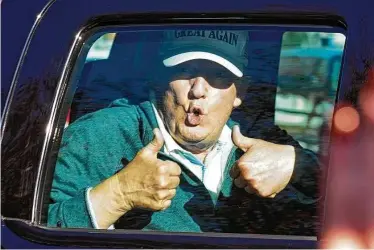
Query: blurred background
[[276, 32, 345, 156]]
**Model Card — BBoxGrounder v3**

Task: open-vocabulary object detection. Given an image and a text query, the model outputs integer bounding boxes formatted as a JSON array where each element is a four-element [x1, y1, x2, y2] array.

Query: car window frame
[[2, 12, 347, 248]]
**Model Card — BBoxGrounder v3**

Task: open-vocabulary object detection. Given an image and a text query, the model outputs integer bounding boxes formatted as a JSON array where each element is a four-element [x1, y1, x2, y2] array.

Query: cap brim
[[163, 51, 243, 77]]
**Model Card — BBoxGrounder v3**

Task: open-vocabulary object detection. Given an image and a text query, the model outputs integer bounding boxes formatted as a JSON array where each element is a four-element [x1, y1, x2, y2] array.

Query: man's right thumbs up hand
[[90, 128, 181, 229]]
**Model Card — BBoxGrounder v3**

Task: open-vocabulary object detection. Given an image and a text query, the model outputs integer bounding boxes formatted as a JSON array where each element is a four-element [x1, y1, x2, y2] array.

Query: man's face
[[157, 60, 243, 153]]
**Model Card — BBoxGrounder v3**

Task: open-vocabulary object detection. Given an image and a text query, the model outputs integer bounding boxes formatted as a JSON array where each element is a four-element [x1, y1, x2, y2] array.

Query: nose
[[189, 77, 208, 99]]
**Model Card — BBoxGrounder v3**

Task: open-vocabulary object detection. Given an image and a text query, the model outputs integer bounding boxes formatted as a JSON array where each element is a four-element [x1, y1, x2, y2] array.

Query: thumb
[[144, 128, 164, 154], [232, 125, 257, 152]]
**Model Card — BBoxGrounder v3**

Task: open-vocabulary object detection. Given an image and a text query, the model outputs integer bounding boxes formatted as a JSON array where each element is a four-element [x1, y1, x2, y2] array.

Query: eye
[[207, 72, 237, 89], [215, 72, 231, 82], [216, 76, 228, 82], [215, 72, 224, 79], [175, 67, 194, 79]]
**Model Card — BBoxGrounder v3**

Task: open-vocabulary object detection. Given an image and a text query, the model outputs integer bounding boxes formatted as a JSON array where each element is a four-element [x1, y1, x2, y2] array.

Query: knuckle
[[168, 161, 181, 172], [169, 189, 177, 198], [244, 186, 253, 194], [250, 180, 259, 190], [234, 178, 240, 185], [242, 173, 251, 181], [156, 165, 166, 175], [157, 177, 167, 188], [162, 200, 172, 210], [155, 190, 165, 200], [152, 201, 164, 211], [238, 162, 250, 173], [174, 177, 180, 187], [175, 166, 182, 175], [164, 160, 175, 166], [234, 178, 245, 188], [236, 161, 245, 169], [258, 189, 269, 197], [151, 193, 159, 201]]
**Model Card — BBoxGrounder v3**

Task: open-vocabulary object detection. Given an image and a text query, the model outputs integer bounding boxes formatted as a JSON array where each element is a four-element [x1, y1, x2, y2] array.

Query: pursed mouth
[[188, 105, 207, 116], [186, 106, 206, 126], [192, 107, 202, 116]]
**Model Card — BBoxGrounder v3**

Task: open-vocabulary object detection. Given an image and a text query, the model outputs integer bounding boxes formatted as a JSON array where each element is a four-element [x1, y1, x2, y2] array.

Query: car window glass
[[44, 26, 346, 236], [86, 33, 116, 62], [276, 32, 345, 153], [331, 57, 343, 91]]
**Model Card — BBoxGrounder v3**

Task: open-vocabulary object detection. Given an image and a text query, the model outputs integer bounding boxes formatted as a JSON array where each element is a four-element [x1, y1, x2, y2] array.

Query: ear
[[233, 77, 250, 108], [233, 97, 242, 108]]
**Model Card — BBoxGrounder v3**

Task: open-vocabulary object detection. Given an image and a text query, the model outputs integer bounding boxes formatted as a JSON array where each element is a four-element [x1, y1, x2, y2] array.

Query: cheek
[[169, 81, 190, 105], [209, 89, 237, 112], [162, 92, 177, 119], [206, 90, 237, 124], [163, 91, 183, 116], [162, 92, 184, 127], [209, 105, 232, 126]]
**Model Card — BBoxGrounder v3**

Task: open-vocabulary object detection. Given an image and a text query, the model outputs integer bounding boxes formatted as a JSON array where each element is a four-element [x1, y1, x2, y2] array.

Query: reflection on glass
[[86, 33, 116, 62], [276, 32, 345, 153]]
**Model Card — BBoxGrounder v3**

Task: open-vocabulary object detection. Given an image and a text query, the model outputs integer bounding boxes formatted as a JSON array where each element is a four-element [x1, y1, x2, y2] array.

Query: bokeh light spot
[[323, 229, 366, 249], [334, 106, 360, 133]]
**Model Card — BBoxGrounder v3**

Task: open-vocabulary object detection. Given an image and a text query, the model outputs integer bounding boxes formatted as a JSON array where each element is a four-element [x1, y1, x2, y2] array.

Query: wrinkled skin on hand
[[230, 125, 295, 198], [117, 128, 182, 211], [90, 128, 181, 229]]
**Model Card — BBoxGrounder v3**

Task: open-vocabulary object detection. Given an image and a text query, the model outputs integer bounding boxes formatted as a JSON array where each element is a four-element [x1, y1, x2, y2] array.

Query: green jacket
[[48, 100, 319, 234]]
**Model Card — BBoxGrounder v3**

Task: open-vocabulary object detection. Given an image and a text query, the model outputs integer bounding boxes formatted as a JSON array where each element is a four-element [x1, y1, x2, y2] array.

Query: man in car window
[[48, 29, 319, 234]]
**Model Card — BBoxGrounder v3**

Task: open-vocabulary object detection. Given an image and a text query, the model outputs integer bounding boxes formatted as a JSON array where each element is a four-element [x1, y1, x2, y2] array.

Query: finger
[[166, 176, 180, 189], [165, 189, 177, 200], [244, 185, 256, 194], [247, 183, 277, 198], [236, 160, 267, 180], [256, 191, 277, 198], [160, 200, 172, 211], [163, 160, 182, 176], [234, 175, 247, 188], [268, 193, 277, 198], [231, 125, 258, 152], [154, 175, 179, 189], [151, 199, 171, 211], [155, 189, 177, 200], [229, 163, 240, 179], [144, 128, 164, 154], [236, 160, 253, 178], [156, 162, 181, 176]]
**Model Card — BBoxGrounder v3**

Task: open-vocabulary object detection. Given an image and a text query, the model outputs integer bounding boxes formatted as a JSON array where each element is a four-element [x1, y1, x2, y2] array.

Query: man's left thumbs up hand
[[230, 125, 296, 198]]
